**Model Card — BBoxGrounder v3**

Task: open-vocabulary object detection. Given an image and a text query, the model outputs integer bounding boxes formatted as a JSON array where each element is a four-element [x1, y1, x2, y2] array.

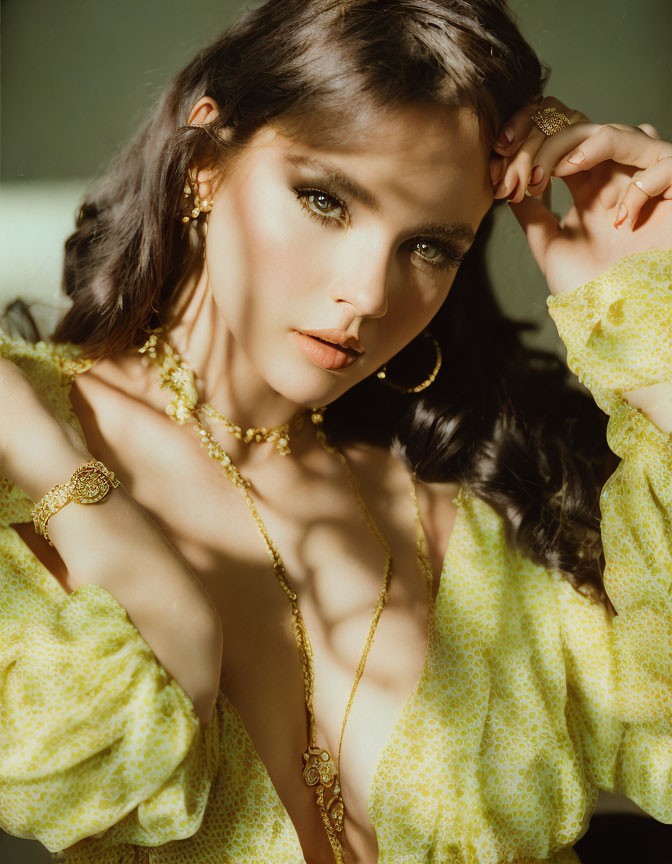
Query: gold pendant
[[302, 746, 345, 832]]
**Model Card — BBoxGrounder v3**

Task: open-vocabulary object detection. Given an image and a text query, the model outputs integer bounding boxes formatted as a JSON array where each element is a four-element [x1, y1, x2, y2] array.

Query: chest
[[20, 369, 459, 864]]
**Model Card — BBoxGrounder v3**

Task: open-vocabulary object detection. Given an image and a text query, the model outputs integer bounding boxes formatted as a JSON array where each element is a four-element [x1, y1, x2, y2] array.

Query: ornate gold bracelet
[[31, 459, 121, 547]]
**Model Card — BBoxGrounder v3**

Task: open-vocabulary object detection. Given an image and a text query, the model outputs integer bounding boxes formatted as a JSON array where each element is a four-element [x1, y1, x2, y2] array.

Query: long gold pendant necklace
[[138, 327, 435, 863]]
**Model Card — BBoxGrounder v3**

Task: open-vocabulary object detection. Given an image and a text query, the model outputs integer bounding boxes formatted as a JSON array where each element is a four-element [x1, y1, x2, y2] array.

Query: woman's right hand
[[0, 355, 223, 727]]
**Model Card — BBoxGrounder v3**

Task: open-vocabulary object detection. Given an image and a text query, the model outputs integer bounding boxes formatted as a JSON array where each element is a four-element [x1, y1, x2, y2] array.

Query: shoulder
[[0, 330, 94, 466], [414, 477, 461, 575], [0, 328, 92, 388], [344, 440, 462, 578]]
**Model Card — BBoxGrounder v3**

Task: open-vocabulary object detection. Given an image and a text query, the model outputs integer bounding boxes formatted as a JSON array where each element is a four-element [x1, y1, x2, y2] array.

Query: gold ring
[[634, 179, 653, 197], [531, 106, 572, 136]]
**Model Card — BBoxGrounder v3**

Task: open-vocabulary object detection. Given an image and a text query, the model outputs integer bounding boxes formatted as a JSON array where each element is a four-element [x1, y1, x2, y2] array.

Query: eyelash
[[290, 185, 465, 272]]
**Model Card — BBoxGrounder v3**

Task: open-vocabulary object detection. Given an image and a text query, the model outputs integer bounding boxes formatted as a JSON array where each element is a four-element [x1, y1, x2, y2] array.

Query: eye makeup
[[289, 182, 466, 272]]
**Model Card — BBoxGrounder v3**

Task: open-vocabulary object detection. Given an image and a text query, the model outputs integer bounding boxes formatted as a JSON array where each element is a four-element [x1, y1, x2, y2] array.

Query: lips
[[292, 331, 361, 370], [304, 335, 361, 357], [298, 328, 364, 356]]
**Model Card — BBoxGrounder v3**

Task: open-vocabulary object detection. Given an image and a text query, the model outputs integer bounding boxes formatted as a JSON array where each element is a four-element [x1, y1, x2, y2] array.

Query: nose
[[332, 247, 391, 319]]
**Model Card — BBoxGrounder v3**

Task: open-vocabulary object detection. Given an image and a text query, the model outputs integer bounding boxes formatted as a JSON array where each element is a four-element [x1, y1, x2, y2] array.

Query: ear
[[187, 96, 221, 200], [188, 96, 219, 127]]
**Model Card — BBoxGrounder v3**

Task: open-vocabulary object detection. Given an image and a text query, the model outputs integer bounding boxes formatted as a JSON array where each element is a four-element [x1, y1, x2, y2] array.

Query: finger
[[492, 94, 588, 157], [527, 124, 662, 204], [489, 153, 506, 187], [529, 125, 635, 200], [493, 122, 547, 200], [542, 129, 649, 212], [553, 124, 672, 178], [638, 122, 662, 139], [614, 155, 672, 229], [495, 100, 591, 202], [502, 119, 597, 202], [506, 190, 561, 269], [492, 100, 543, 154]]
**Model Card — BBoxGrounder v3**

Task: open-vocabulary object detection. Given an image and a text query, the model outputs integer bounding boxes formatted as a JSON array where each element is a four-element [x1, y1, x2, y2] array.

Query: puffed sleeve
[[0, 332, 221, 856], [546, 247, 672, 820]]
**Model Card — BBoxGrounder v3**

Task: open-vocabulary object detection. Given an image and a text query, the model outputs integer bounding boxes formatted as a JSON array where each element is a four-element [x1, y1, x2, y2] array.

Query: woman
[[0, 0, 670, 862]]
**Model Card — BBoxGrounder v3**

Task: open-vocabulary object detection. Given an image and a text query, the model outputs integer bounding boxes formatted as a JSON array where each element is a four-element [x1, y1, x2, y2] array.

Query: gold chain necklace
[[137, 327, 436, 863], [137, 328, 306, 455]]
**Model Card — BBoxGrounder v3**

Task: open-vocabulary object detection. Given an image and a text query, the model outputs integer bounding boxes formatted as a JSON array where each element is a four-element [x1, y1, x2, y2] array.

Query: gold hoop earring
[[375, 330, 442, 394], [180, 167, 213, 224]]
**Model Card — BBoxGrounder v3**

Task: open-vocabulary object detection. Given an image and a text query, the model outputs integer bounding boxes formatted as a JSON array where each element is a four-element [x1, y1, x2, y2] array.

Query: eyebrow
[[284, 153, 476, 248]]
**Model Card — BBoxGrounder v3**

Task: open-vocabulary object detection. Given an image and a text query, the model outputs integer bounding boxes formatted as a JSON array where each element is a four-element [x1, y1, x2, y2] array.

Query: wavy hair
[[39, 0, 617, 613]]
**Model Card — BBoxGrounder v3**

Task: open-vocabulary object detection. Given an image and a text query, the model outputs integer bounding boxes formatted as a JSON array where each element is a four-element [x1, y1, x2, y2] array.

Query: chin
[[263, 365, 357, 409]]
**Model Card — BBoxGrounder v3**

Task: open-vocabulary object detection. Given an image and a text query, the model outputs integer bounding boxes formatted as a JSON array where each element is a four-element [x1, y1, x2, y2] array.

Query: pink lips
[[299, 328, 364, 355], [292, 331, 361, 370]]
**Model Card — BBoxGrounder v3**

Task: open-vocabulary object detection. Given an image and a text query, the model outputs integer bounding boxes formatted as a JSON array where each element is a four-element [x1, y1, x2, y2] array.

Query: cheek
[[204, 175, 306, 341], [379, 273, 455, 358]]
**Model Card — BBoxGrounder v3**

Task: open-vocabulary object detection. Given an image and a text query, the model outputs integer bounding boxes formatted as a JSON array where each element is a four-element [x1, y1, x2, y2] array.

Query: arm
[[0, 347, 223, 727], [547, 248, 672, 817], [621, 380, 672, 435], [0, 334, 222, 853], [489, 94, 672, 828]]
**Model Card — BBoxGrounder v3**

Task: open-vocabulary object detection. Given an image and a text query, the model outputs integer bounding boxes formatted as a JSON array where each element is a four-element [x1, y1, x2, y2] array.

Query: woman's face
[[202, 102, 494, 409]]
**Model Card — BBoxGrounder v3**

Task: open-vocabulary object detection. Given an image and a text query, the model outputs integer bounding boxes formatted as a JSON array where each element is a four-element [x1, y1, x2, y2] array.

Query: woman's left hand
[[490, 97, 672, 432], [490, 96, 672, 298]]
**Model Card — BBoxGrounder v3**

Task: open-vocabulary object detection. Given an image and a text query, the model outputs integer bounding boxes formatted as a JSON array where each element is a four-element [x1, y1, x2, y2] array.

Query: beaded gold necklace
[[137, 326, 435, 862]]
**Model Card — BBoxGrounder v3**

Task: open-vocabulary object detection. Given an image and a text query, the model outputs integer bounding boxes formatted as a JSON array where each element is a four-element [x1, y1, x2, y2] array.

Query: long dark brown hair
[[15, 0, 618, 612]]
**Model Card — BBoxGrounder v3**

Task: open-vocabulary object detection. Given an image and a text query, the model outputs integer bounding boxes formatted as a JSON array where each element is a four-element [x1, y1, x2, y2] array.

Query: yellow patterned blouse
[[0, 248, 671, 864]]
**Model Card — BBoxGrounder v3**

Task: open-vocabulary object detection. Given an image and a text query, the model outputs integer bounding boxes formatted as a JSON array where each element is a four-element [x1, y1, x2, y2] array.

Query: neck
[[159, 261, 317, 467]]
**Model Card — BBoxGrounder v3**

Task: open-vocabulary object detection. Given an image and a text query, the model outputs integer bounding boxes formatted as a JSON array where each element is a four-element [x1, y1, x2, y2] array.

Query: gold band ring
[[634, 179, 653, 197]]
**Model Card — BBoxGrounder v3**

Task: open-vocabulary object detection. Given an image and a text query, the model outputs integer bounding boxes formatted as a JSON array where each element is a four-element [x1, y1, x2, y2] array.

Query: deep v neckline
[[213, 486, 467, 862], [10, 471, 466, 864], [34, 342, 466, 861]]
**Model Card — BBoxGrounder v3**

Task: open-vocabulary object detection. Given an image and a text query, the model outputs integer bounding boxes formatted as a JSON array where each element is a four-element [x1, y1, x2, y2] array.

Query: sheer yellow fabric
[[546, 248, 672, 819], [0, 247, 669, 863]]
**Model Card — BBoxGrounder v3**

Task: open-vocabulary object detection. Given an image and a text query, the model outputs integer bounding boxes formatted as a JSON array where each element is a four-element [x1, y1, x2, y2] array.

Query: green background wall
[[0, 0, 671, 861], [1, 0, 670, 348], [2, 0, 671, 181]]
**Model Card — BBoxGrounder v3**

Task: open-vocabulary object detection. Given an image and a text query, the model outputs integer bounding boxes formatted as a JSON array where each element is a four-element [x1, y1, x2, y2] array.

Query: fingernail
[[496, 126, 513, 147], [615, 201, 628, 228], [494, 180, 510, 199], [566, 149, 585, 165], [529, 166, 544, 186]]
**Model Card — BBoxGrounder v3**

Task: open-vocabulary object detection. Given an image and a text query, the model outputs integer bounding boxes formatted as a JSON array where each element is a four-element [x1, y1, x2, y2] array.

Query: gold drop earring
[[181, 167, 213, 224]]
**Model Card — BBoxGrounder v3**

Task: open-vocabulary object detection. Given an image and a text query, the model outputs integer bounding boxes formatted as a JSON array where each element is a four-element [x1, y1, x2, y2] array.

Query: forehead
[[246, 102, 492, 223]]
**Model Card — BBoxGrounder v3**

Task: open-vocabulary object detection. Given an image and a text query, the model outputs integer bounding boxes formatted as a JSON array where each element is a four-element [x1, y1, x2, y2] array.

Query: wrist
[[0, 364, 93, 501], [9, 424, 93, 505], [622, 382, 672, 435], [35, 458, 121, 547], [35, 444, 96, 507]]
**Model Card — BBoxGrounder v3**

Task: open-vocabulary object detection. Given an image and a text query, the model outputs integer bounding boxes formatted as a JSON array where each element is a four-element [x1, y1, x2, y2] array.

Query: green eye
[[292, 187, 347, 227], [291, 184, 464, 271], [415, 240, 441, 260], [412, 240, 464, 271]]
